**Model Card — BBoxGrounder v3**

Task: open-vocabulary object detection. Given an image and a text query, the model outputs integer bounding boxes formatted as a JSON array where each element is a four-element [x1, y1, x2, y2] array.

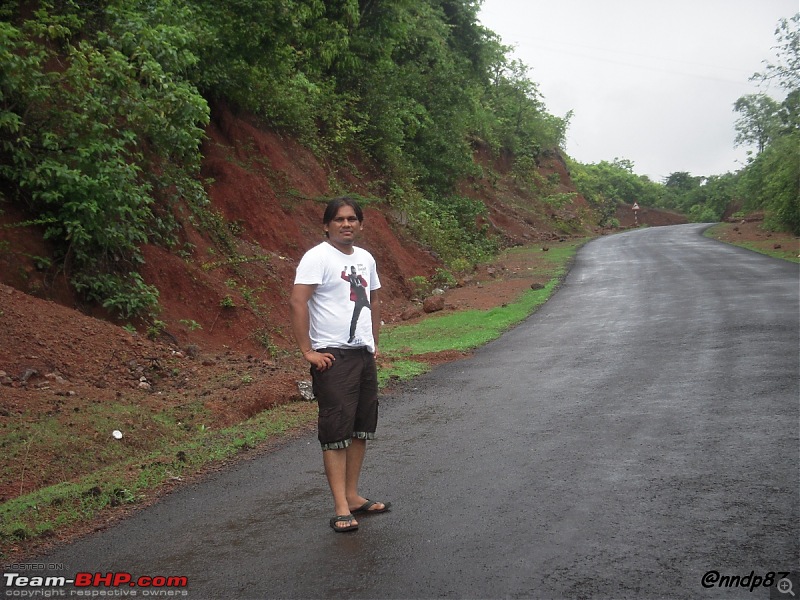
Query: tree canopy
[[1, 0, 571, 315], [1, 2, 796, 318], [735, 14, 800, 234]]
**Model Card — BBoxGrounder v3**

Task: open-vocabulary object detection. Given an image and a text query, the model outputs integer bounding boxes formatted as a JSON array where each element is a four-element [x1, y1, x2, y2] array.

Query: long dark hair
[[323, 196, 363, 237]]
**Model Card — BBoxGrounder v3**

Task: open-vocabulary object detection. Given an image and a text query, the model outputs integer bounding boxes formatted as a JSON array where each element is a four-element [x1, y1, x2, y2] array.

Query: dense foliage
[[735, 15, 800, 234], [0, 0, 570, 315], [567, 159, 663, 227], [0, 1, 209, 316], [1, 3, 795, 319]]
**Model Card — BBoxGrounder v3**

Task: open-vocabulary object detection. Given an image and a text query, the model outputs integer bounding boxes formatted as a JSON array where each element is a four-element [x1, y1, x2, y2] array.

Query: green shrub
[[431, 268, 458, 289], [0, 4, 209, 318], [407, 275, 430, 300]]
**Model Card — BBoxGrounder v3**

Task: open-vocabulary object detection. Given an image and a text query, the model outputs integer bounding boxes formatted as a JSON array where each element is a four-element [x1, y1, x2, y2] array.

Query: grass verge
[[376, 241, 581, 384], [704, 222, 799, 263], [1, 403, 316, 556]]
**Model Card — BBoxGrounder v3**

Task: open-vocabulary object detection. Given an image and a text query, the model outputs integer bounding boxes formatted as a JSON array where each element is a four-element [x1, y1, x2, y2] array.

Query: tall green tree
[[753, 14, 800, 92], [733, 94, 781, 154], [733, 14, 800, 234]]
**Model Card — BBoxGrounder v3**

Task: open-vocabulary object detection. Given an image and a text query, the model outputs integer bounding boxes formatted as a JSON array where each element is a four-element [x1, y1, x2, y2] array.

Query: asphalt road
[[24, 224, 800, 599]]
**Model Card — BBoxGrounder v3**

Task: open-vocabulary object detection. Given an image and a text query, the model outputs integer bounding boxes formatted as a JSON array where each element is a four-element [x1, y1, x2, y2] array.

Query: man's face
[[325, 205, 361, 251]]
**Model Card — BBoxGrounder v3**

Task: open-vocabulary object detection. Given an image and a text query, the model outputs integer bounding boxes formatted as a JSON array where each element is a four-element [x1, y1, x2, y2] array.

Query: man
[[290, 196, 391, 532]]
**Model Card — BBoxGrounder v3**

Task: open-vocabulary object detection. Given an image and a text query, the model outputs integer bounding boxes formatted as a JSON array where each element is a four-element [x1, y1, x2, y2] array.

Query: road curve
[[28, 224, 799, 599]]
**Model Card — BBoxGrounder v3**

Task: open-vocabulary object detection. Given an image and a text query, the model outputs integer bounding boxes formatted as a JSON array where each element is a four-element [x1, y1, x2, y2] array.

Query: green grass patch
[[502, 242, 577, 270], [379, 239, 582, 364], [0, 397, 231, 497], [377, 359, 430, 387], [381, 280, 558, 356], [0, 403, 314, 552]]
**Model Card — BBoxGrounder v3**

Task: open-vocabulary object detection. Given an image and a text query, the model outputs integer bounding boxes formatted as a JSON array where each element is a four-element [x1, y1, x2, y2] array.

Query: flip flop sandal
[[329, 514, 358, 532], [352, 499, 392, 514]]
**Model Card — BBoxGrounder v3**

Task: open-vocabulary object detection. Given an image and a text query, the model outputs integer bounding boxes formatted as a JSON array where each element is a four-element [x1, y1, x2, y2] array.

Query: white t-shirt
[[294, 241, 381, 353]]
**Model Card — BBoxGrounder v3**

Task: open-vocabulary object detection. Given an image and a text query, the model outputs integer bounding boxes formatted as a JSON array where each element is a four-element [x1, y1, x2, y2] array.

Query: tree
[[732, 13, 800, 234], [0, 0, 587, 310], [752, 14, 800, 92], [733, 94, 781, 154], [569, 158, 665, 226]]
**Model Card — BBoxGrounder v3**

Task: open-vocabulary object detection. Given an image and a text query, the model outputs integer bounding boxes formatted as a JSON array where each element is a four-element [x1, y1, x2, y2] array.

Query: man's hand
[[305, 350, 336, 371]]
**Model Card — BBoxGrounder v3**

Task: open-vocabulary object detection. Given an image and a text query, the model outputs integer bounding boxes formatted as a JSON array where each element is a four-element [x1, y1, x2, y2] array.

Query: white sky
[[478, 0, 798, 182]]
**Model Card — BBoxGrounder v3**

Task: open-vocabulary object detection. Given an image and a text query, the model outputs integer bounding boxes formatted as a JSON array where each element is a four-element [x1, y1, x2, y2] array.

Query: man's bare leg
[[322, 448, 359, 529], [345, 439, 388, 512], [345, 438, 366, 508]]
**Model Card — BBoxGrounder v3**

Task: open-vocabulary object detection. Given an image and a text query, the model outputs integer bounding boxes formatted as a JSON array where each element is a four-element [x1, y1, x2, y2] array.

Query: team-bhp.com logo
[[3, 572, 189, 597]]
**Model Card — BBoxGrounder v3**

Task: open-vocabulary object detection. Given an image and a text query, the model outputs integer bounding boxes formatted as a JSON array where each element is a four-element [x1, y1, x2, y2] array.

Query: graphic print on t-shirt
[[341, 264, 371, 344]]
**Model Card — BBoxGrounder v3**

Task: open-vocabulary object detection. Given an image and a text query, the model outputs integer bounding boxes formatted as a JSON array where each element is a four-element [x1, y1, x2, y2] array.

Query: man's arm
[[289, 283, 315, 355], [289, 283, 334, 371], [370, 288, 381, 357]]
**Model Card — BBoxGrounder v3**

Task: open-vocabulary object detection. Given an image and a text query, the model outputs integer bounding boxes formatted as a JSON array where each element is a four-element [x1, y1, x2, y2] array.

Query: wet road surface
[[26, 224, 800, 598]]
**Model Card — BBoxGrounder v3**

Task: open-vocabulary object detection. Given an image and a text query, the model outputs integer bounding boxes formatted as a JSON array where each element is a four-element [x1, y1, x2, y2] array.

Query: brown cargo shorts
[[311, 347, 379, 450]]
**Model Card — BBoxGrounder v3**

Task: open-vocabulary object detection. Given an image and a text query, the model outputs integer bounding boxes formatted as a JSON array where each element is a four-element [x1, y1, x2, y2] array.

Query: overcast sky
[[477, 0, 797, 182]]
